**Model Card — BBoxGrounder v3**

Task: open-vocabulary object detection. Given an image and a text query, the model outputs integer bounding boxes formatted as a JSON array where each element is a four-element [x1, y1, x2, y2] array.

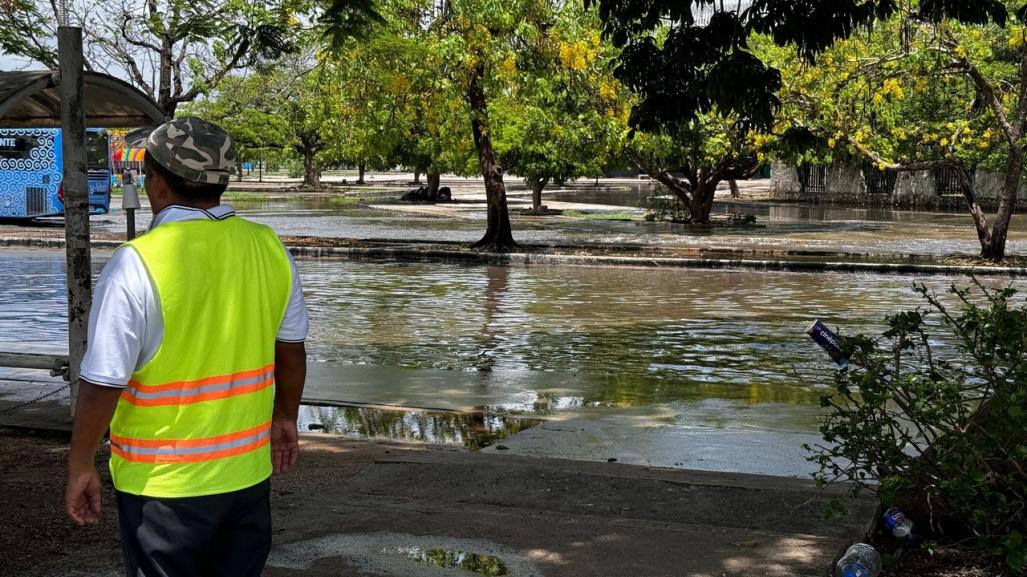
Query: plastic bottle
[[835, 543, 882, 577], [883, 507, 914, 539]]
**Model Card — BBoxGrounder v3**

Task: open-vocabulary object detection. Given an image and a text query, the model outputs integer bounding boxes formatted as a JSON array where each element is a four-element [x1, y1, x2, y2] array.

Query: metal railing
[[0, 353, 69, 378], [863, 161, 898, 195], [799, 164, 828, 195], [934, 167, 970, 196]]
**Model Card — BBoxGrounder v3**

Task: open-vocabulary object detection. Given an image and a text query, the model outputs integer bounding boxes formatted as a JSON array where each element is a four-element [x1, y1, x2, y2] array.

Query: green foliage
[[642, 192, 689, 223], [491, 5, 631, 189], [761, 8, 1018, 170], [808, 280, 1027, 571], [589, 0, 1010, 134]]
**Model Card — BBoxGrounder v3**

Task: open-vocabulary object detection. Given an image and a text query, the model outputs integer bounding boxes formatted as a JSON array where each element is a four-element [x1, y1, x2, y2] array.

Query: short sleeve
[[80, 247, 152, 388], [276, 250, 308, 343]]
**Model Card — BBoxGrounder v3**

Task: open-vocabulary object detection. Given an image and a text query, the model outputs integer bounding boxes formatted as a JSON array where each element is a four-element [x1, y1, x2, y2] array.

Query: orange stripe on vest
[[110, 422, 271, 463]]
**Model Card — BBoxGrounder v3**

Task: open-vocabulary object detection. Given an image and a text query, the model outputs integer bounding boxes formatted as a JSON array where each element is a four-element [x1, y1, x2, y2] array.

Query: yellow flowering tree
[[492, 6, 631, 212], [764, 1, 1027, 260]]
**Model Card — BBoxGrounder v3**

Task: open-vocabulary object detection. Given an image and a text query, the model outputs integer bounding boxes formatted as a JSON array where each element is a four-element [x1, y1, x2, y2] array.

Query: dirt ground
[[0, 426, 1009, 577], [0, 426, 425, 577]]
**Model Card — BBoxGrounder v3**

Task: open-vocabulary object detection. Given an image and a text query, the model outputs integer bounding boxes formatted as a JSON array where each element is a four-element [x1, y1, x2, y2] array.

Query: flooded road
[[1, 247, 1013, 475], [54, 181, 1027, 258]]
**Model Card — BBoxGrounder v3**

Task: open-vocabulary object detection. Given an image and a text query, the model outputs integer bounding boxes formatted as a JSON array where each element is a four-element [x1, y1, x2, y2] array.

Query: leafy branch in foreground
[[807, 279, 1027, 571]]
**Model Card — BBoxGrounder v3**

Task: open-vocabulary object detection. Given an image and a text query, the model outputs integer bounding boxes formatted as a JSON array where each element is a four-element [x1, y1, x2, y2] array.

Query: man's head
[[126, 117, 236, 213]]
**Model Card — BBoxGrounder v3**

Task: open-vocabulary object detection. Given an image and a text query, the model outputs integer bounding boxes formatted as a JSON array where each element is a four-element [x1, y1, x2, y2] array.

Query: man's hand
[[272, 340, 305, 475], [66, 381, 121, 526], [271, 418, 299, 474], [66, 467, 102, 525]]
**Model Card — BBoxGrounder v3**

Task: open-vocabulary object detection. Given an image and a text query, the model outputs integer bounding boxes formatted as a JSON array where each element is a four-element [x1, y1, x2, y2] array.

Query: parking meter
[[122, 179, 141, 239]]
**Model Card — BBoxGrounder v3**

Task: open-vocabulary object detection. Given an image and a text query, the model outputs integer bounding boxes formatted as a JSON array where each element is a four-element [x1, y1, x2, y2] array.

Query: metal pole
[[127, 209, 136, 239], [58, 26, 90, 415]]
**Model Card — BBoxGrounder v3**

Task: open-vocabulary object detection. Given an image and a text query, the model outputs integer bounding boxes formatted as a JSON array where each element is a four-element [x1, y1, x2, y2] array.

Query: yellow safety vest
[[108, 216, 292, 498]]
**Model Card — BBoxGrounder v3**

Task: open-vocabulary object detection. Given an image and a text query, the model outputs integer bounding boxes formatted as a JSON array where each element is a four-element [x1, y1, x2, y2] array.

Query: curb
[[290, 245, 1027, 276], [3, 236, 1026, 276]]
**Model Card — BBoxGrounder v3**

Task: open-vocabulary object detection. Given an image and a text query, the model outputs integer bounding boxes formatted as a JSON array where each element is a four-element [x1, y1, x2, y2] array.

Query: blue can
[[807, 320, 848, 367]]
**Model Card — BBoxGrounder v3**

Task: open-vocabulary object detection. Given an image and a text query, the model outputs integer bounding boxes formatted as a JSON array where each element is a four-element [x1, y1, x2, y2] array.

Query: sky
[[0, 52, 46, 71]]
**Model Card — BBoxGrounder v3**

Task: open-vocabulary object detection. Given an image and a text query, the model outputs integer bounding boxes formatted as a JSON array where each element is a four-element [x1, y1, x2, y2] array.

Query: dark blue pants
[[116, 479, 271, 577]]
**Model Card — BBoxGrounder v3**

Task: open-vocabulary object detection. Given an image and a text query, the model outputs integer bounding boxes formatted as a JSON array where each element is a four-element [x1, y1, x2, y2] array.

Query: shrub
[[807, 280, 1027, 572]]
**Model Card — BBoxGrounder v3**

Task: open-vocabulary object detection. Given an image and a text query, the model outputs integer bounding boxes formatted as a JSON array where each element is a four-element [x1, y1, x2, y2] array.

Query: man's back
[[110, 216, 293, 498], [65, 117, 308, 577]]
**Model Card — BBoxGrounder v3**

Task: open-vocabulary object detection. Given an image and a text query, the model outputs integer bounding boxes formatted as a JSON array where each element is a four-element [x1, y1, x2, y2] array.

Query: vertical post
[[59, 26, 91, 416], [122, 169, 140, 240], [126, 210, 136, 239]]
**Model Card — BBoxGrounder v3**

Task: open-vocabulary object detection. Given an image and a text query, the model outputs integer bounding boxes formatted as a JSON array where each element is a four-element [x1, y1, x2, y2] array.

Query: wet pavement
[[1, 432, 876, 577], [262, 441, 876, 577]]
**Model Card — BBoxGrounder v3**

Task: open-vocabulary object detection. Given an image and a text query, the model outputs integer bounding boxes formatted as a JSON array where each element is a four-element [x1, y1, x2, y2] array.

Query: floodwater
[[67, 181, 1027, 257], [1, 248, 1017, 475]]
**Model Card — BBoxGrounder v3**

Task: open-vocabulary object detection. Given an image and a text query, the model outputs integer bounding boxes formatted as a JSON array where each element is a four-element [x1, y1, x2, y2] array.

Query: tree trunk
[[467, 62, 516, 252], [689, 179, 719, 224], [531, 177, 549, 212], [303, 147, 320, 189], [427, 172, 441, 201], [357, 162, 366, 185], [414, 169, 421, 184], [258, 158, 263, 183], [236, 166, 243, 182], [982, 148, 1024, 261], [729, 179, 740, 197]]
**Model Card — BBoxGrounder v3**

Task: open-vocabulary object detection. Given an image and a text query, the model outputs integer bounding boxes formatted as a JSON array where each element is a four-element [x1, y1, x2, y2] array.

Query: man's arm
[[271, 340, 306, 475], [66, 381, 122, 526]]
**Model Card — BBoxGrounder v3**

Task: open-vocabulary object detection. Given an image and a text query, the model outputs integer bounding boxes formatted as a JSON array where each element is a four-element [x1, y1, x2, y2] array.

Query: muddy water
[[3, 249, 1009, 420]]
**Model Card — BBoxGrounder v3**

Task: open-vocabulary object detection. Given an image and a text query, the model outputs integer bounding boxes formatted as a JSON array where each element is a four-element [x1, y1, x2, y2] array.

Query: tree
[[180, 73, 293, 179], [588, 0, 1015, 226], [0, 0, 381, 118], [630, 116, 767, 223], [491, 7, 630, 213], [184, 50, 345, 190], [326, 0, 574, 250], [0, 0, 303, 117], [765, 3, 1027, 260], [318, 1, 441, 188]]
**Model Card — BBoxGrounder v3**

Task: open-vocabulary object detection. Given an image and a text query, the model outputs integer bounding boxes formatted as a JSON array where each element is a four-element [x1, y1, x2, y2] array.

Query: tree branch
[[939, 29, 1017, 144]]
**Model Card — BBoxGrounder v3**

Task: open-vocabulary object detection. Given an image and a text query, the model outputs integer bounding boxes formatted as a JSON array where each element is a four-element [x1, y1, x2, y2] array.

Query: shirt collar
[[149, 204, 236, 231]]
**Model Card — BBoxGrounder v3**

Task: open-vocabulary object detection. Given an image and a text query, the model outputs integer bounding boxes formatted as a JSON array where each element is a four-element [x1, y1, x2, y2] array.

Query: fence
[[799, 164, 828, 194], [862, 161, 898, 195], [934, 167, 970, 196]]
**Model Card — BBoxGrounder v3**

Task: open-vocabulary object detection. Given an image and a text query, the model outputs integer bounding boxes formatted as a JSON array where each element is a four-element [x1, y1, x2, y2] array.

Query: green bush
[[643, 193, 689, 222], [807, 280, 1027, 572]]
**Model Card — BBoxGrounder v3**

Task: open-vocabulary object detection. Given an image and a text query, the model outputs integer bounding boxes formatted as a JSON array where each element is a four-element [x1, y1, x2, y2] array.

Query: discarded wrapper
[[807, 320, 849, 367]]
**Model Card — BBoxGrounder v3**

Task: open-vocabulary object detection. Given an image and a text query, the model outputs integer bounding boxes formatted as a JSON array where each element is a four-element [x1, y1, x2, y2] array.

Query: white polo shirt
[[80, 204, 309, 389]]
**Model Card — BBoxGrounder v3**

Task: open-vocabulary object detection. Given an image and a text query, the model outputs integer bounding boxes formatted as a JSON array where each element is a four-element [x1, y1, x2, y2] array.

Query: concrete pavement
[[264, 438, 875, 577]]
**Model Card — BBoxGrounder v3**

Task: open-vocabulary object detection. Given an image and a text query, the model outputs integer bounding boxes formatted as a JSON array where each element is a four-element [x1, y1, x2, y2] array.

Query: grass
[[324, 195, 360, 207], [221, 191, 272, 202], [562, 210, 641, 221]]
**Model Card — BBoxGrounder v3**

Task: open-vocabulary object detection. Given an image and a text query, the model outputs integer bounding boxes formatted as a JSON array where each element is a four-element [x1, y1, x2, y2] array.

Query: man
[[65, 117, 308, 577]]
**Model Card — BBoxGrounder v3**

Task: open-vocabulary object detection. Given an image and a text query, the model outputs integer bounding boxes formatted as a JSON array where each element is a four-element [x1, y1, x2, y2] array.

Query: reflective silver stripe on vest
[[112, 429, 270, 457], [125, 368, 275, 401]]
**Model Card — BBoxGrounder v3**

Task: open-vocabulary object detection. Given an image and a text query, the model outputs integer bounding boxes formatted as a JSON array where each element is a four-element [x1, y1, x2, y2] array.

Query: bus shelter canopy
[[0, 70, 163, 128]]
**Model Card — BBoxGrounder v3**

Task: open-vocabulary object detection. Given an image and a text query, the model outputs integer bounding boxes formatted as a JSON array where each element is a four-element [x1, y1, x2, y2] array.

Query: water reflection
[[0, 250, 104, 352], [299, 404, 539, 450], [476, 265, 509, 372], [393, 546, 509, 576]]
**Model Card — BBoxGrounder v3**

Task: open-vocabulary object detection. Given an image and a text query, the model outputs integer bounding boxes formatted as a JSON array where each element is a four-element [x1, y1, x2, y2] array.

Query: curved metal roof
[[0, 70, 164, 128]]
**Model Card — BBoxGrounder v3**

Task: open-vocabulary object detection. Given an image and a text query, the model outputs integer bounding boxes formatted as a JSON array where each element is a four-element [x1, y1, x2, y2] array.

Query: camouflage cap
[[125, 117, 236, 185]]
